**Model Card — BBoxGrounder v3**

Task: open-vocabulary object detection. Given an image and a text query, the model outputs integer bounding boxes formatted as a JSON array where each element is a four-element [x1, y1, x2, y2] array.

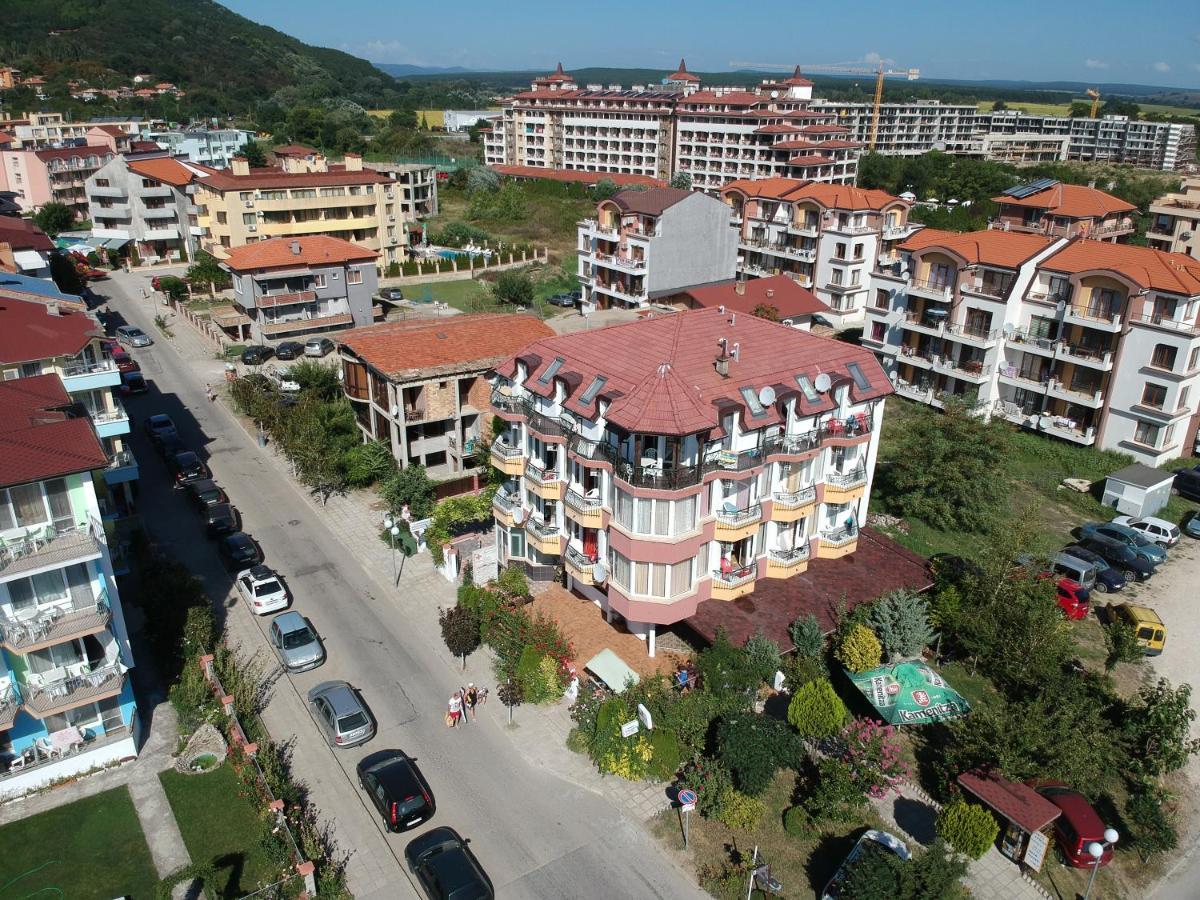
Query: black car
[[241, 345, 274, 366], [357, 750, 435, 833], [1060, 544, 1127, 593], [143, 413, 177, 444], [1173, 467, 1200, 503], [155, 433, 187, 461], [219, 532, 262, 570], [275, 341, 304, 360], [169, 451, 209, 486], [204, 503, 239, 537], [405, 827, 493, 900], [120, 371, 148, 395], [1077, 535, 1154, 582], [186, 478, 227, 509]]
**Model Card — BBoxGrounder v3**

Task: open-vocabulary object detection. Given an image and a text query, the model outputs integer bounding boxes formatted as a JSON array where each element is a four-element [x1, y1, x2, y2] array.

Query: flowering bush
[[839, 718, 910, 799], [677, 756, 735, 819]]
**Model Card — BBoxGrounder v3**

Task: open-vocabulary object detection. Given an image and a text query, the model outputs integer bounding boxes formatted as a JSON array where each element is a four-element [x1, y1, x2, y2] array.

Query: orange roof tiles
[[722, 177, 904, 212], [127, 156, 195, 187], [607, 187, 692, 216], [193, 163, 391, 191], [492, 164, 664, 188], [668, 59, 700, 83], [339, 314, 555, 381], [992, 182, 1136, 219], [0, 296, 100, 364], [222, 236, 377, 272], [1041, 239, 1200, 295], [786, 154, 835, 167], [0, 374, 107, 488], [272, 144, 318, 157], [899, 228, 1055, 269], [682, 275, 829, 319], [781, 67, 814, 87]]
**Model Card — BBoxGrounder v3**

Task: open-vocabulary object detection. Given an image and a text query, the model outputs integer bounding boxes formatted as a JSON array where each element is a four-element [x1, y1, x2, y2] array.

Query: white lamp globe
[[390, 526, 400, 537], [1086, 842, 1104, 860], [1104, 828, 1119, 845]]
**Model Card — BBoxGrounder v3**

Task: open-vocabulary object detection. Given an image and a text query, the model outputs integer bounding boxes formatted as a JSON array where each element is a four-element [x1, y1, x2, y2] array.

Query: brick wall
[[425, 379, 457, 420], [465, 375, 493, 435]]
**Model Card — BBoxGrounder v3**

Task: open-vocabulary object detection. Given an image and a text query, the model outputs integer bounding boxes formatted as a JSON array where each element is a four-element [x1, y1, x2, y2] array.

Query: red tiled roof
[[272, 144, 318, 157], [89, 124, 125, 136], [0, 374, 107, 488], [129, 140, 161, 152], [773, 138, 861, 151], [682, 275, 829, 319], [958, 771, 1061, 833], [753, 124, 803, 135], [538, 63, 573, 84], [1040, 239, 1200, 296], [668, 58, 700, 83], [0, 296, 100, 364], [339, 313, 555, 381], [33, 145, 112, 163], [222, 236, 378, 272], [899, 228, 1056, 270], [797, 124, 851, 134], [128, 156, 195, 187], [722, 177, 905, 212], [681, 90, 762, 106], [193, 163, 391, 191], [0, 217, 54, 252], [491, 164, 665, 188], [606, 187, 693, 216], [786, 154, 835, 167], [992, 182, 1136, 219], [781, 66, 814, 87], [686, 528, 932, 649], [498, 307, 891, 434], [0, 132, 14, 146]]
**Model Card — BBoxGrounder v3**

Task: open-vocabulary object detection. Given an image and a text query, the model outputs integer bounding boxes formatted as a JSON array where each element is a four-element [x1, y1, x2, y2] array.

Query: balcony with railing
[[491, 489, 521, 526], [564, 545, 599, 584], [714, 502, 763, 540], [1055, 342, 1114, 371], [564, 487, 604, 526], [61, 356, 120, 392], [826, 466, 868, 491], [946, 322, 1001, 347], [489, 438, 525, 475], [0, 593, 111, 653], [91, 398, 130, 438], [524, 458, 565, 499], [1064, 304, 1122, 332], [935, 357, 991, 383], [103, 449, 139, 486], [771, 486, 816, 522], [908, 276, 954, 302], [0, 518, 105, 581], [1130, 311, 1200, 336], [1046, 378, 1105, 408], [20, 661, 125, 718], [711, 564, 757, 600], [818, 526, 859, 557], [0, 683, 16, 730], [767, 545, 810, 576], [524, 516, 563, 554], [592, 252, 647, 273]]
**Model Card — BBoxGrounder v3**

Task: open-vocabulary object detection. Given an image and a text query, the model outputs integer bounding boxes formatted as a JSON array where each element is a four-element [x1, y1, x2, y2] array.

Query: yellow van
[[1107, 603, 1166, 656]]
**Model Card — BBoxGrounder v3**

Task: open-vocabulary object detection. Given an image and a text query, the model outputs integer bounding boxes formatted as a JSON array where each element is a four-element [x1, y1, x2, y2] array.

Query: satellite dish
[[592, 562, 607, 584], [512, 506, 526, 524], [758, 385, 777, 406], [777, 532, 794, 551], [814, 372, 832, 393], [888, 371, 898, 384], [390, 405, 400, 418]]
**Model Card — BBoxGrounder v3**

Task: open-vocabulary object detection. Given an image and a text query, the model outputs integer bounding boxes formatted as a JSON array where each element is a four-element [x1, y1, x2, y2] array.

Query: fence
[[382, 246, 549, 286]]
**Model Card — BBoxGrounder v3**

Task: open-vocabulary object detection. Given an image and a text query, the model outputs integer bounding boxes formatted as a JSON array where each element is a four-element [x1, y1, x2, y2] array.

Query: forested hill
[[1, 0, 401, 115]]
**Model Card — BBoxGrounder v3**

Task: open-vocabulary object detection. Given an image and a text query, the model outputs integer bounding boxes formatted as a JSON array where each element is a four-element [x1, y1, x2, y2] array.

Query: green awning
[[584, 649, 640, 693], [847, 661, 970, 725]]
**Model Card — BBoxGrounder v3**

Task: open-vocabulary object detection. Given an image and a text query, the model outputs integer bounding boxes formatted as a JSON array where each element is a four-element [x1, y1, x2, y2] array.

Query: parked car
[[357, 750, 435, 832], [1035, 784, 1115, 868], [1060, 545, 1126, 593], [1105, 602, 1167, 655], [1017, 552, 1095, 591], [1110, 515, 1180, 547], [405, 827, 494, 900], [203, 503, 238, 537], [169, 451, 209, 486], [546, 292, 578, 308], [304, 337, 335, 357], [269, 611, 324, 672], [266, 366, 300, 392], [1172, 466, 1200, 502], [112, 348, 139, 374], [821, 830, 911, 900], [236, 564, 288, 614], [186, 478, 227, 509], [379, 288, 405, 302], [120, 371, 148, 395], [241, 345, 274, 366], [1054, 579, 1090, 621], [1078, 522, 1167, 566], [115, 324, 153, 347], [1183, 511, 1200, 540], [219, 532, 261, 570], [1076, 535, 1155, 582], [154, 433, 187, 461], [144, 413, 177, 444], [308, 681, 375, 749], [274, 341, 305, 360]]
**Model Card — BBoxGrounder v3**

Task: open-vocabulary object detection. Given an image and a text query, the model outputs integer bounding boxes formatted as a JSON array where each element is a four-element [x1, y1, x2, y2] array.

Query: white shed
[[1102, 463, 1174, 518]]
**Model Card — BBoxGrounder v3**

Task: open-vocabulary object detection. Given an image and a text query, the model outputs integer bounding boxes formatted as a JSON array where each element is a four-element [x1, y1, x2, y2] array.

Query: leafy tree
[[341, 440, 396, 487], [991, 100, 1008, 111], [937, 799, 999, 859], [32, 201, 76, 236], [1121, 679, 1200, 779], [787, 678, 848, 738], [741, 631, 781, 683], [591, 178, 620, 200], [467, 166, 500, 195], [492, 270, 534, 307], [881, 396, 1010, 532], [839, 840, 906, 899], [714, 790, 764, 831], [1126, 784, 1179, 860], [909, 840, 970, 900], [835, 624, 882, 673], [1068, 101, 1094, 118], [241, 140, 268, 167], [715, 712, 801, 796], [869, 590, 936, 661], [48, 252, 83, 295], [158, 275, 188, 301], [1104, 618, 1142, 670], [380, 463, 437, 518], [186, 250, 230, 294], [751, 303, 780, 321], [696, 628, 760, 701], [288, 359, 341, 400], [789, 613, 825, 658], [439, 605, 481, 668], [668, 171, 693, 190]]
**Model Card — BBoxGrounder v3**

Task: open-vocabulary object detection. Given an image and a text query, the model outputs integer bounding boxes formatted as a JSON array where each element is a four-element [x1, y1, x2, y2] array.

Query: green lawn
[[431, 181, 596, 261], [404, 270, 577, 321], [159, 764, 286, 899], [0, 786, 159, 900]]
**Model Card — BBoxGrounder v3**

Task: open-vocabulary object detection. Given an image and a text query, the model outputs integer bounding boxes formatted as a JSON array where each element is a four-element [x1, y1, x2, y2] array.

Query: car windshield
[[338, 712, 368, 732], [282, 627, 314, 649], [254, 580, 282, 596]]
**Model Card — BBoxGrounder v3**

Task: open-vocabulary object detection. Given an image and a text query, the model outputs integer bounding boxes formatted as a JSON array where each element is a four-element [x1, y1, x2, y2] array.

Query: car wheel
[[1123, 568, 1137, 581], [1093, 581, 1108, 594]]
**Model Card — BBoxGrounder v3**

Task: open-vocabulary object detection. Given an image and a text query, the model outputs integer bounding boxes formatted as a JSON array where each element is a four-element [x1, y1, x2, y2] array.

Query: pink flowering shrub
[[838, 717, 910, 799]]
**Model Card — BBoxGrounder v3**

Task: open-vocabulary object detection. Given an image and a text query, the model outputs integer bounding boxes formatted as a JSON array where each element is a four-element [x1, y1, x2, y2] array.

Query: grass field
[[401, 268, 578, 320], [0, 786, 159, 900], [160, 765, 285, 899]]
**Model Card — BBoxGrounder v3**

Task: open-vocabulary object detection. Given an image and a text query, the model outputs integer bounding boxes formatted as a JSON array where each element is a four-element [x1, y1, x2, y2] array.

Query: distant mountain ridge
[[376, 63, 474, 76]]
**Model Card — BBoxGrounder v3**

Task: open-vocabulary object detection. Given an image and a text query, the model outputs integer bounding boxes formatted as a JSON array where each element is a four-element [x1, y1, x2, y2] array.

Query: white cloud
[[1085, 58, 1109, 69], [356, 39, 421, 64], [1152, 61, 1171, 73]]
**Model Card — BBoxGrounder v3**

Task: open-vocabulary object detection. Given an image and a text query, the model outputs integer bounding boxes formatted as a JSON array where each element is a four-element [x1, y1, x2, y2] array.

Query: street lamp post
[[1083, 827, 1119, 900], [383, 515, 400, 586]]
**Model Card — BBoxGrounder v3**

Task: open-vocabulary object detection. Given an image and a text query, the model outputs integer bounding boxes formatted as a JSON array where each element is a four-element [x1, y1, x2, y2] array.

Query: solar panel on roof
[[847, 363, 871, 392], [1002, 178, 1058, 200], [537, 356, 564, 385]]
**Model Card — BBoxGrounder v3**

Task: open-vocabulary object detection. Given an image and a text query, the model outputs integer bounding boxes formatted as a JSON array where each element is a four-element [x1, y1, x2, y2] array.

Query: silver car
[[269, 611, 324, 672], [308, 681, 375, 748], [115, 324, 153, 347]]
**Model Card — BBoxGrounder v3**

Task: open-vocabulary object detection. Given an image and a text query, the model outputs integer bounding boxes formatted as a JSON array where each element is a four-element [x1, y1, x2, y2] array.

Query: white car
[[236, 565, 289, 614], [1111, 515, 1180, 548], [266, 366, 300, 393]]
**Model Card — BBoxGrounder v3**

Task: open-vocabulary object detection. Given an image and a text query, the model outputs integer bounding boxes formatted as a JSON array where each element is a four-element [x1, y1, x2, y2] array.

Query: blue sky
[[224, 0, 1200, 88]]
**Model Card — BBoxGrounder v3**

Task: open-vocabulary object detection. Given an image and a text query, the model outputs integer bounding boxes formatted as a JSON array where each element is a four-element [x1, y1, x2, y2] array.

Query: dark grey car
[[308, 681, 375, 748]]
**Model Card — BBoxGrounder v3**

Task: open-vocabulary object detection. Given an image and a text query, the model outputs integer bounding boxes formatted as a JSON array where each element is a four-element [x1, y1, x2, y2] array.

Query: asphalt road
[[101, 272, 704, 900]]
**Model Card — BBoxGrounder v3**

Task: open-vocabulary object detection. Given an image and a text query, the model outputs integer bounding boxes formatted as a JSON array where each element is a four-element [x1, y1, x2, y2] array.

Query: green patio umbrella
[[847, 661, 971, 725]]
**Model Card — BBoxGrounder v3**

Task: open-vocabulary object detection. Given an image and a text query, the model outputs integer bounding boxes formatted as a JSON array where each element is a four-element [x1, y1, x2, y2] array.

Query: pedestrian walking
[[463, 683, 479, 721], [446, 691, 463, 728], [205, 383, 215, 403], [477, 686, 489, 706]]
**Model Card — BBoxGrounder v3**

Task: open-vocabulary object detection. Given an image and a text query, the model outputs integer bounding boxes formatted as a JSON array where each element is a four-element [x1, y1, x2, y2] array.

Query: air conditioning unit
[[247, 224, 257, 233], [388, 215, 396, 223], [243, 200, 254, 208]]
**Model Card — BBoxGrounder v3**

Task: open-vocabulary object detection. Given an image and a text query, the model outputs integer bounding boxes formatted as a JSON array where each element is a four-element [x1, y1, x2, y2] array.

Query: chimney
[[46, 301, 60, 316], [718, 304, 725, 314], [765, 288, 774, 299], [290, 240, 301, 256], [343, 152, 362, 172], [734, 281, 745, 295], [231, 155, 249, 176], [715, 338, 731, 377], [730, 313, 736, 326], [732, 342, 740, 362]]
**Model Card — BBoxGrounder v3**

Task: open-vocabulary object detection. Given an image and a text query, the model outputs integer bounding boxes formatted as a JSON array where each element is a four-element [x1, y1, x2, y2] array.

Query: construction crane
[[729, 60, 920, 150], [1086, 88, 1101, 118]]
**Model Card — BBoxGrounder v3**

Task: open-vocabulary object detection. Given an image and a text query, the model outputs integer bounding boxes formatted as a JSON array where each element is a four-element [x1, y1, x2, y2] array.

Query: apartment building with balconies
[[1147, 176, 1200, 259], [0, 216, 54, 278], [0, 374, 139, 797], [193, 153, 406, 269], [989, 179, 1136, 243], [338, 314, 554, 478], [722, 178, 916, 325], [0, 144, 117, 217], [144, 127, 252, 169], [863, 229, 1200, 463], [3, 113, 148, 150], [577, 187, 738, 309], [363, 162, 439, 220], [220, 236, 379, 344], [87, 153, 204, 264], [487, 307, 891, 655]]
